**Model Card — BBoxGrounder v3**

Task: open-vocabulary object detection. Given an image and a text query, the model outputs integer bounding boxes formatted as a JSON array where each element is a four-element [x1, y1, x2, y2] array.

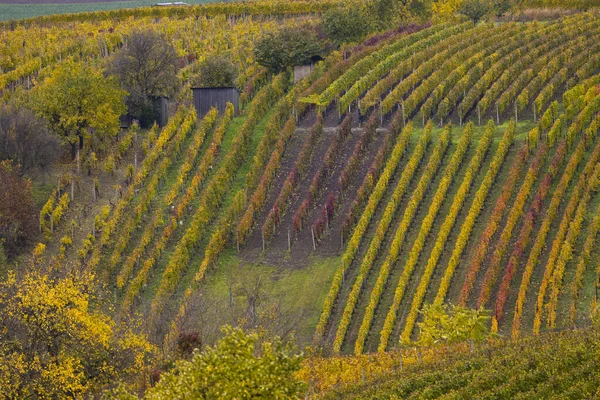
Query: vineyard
[[3, 1, 600, 395], [314, 327, 600, 398]]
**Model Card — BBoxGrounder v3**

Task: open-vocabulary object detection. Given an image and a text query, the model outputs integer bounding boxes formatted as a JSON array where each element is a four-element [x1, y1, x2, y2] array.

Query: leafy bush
[[193, 55, 238, 88], [0, 161, 36, 258]]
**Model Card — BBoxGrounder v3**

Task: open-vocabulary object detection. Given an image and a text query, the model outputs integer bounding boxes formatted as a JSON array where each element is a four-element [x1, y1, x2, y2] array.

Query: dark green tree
[[193, 55, 238, 88], [322, 6, 371, 45], [459, 0, 492, 23], [254, 26, 323, 73]]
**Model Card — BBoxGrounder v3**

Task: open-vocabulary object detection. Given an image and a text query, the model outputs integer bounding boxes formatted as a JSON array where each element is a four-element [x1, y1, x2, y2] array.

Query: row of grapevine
[[568, 197, 600, 327], [533, 109, 600, 334], [350, 23, 471, 113], [412, 23, 524, 124], [512, 126, 600, 336], [313, 121, 413, 343], [105, 109, 198, 276], [262, 114, 324, 241], [379, 24, 485, 116], [434, 120, 516, 307], [292, 115, 352, 234], [114, 108, 222, 289], [338, 112, 379, 192], [475, 141, 552, 309], [342, 110, 407, 239], [458, 18, 574, 122], [149, 75, 287, 320], [164, 109, 218, 206], [379, 122, 488, 351], [436, 24, 539, 122], [84, 111, 184, 270], [458, 142, 529, 306], [494, 16, 596, 116], [545, 164, 600, 329], [493, 126, 572, 325], [118, 105, 235, 309], [332, 122, 437, 354], [354, 124, 460, 355], [313, 24, 446, 108], [401, 120, 507, 344]]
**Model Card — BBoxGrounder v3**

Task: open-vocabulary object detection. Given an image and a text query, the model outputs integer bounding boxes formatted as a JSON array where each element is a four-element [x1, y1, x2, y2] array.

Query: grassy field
[[0, 0, 226, 21]]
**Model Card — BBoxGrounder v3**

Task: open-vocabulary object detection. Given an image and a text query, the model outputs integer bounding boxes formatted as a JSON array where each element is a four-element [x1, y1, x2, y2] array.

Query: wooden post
[[115, 186, 118, 203], [76, 149, 80, 173], [311, 227, 316, 250], [134, 152, 138, 171], [401, 100, 405, 128], [288, 229, 291, 251], [399, 354, 403, 370], [361, 367, 365, 383], [496, 104, 500, 124], [70, 176, 74, 201], [236, 230, 240, 253], [514, 102, 518, 124], [459, 112, 462, 127], [533, 102, 537, 123], [71, 220, 74, 239]]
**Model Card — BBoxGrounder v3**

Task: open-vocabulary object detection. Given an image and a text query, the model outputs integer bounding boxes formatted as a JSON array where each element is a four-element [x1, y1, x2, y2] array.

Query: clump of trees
[[0, 271, 155, 398], [0, 104, 60, 176], [31, 61, 126, 158], [109, 30, 180, 127], [0, 161, 36, 259]]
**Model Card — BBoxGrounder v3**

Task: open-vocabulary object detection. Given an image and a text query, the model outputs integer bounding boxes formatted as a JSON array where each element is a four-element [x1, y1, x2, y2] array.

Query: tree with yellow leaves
[[0, 271, 155, 398], [31, 61, 126, 158]]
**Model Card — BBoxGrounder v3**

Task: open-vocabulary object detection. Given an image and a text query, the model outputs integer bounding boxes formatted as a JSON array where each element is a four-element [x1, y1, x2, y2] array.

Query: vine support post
[[311, 227, 316, 250], [134, 152, 138, 171], [288, 228, 291, 251], [92, 181, 96, 203], [70, 176, 74, 201], [496, 104, 500, 124], [76, 149, 80, 173], [236, 230, 240, 253], [533, 102, 537, 123], [401, 100, 405, 128]]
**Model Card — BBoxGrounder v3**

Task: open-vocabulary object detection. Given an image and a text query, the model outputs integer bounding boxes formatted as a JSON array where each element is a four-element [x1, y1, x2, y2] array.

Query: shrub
[[0, 161, 36, 258], [193, 55, 238, 88]]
